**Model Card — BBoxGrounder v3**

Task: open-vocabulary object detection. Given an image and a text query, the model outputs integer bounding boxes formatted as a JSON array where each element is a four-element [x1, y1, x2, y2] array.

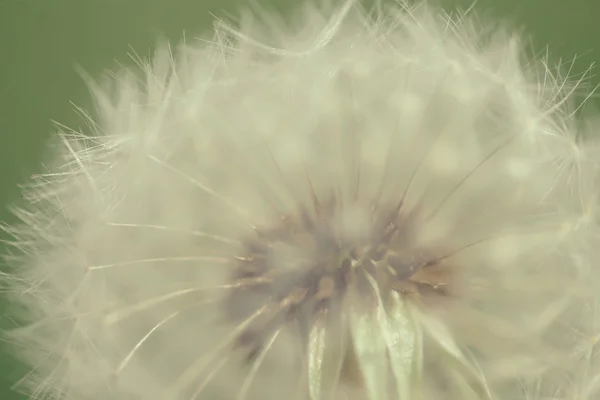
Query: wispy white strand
[[2, 1, 600, 400]]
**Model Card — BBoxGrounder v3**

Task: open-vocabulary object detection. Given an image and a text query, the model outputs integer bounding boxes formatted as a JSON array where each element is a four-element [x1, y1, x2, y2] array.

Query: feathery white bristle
[[2, 1, 600, 399]]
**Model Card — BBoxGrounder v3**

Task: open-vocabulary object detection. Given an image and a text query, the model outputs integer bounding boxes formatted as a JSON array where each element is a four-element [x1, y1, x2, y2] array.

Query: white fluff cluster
[[3, 1, 600, 399]]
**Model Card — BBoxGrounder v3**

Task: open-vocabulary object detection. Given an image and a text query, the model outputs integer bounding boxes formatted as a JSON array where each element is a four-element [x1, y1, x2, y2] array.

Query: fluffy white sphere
[[3, 1, 600, 399]]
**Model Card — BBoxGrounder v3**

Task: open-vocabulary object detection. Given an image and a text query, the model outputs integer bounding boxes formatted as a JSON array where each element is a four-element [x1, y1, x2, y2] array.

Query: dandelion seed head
[[3, 1, 600, 400]]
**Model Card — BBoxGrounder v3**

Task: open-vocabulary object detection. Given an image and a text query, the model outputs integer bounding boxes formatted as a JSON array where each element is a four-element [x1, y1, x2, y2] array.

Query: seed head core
[[224, 190, 454, 361]]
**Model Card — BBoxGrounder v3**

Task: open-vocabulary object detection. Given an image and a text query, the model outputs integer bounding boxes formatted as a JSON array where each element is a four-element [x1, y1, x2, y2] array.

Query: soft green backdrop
[[1, 0, 598, 398]]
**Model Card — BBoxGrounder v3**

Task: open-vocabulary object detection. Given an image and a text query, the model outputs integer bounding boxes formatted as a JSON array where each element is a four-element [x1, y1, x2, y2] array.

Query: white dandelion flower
[[3, 1, 600, 399]]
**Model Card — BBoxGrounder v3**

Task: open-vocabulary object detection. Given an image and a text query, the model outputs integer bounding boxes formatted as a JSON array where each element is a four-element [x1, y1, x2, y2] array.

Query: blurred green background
[[0, 0, 598, 398]]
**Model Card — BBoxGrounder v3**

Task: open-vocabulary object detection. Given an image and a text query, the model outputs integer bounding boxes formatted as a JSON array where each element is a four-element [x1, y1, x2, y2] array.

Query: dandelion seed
[[2, 1, 600, 400]]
